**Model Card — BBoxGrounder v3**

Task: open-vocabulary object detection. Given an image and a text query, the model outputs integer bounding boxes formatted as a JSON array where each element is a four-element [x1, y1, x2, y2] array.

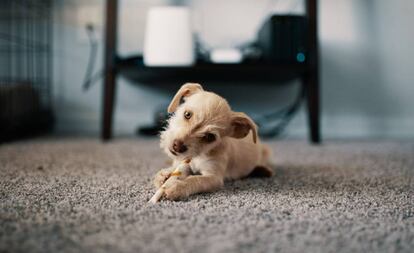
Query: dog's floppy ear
[[167, 83, 204, 113], [229, 112, 258, 143]]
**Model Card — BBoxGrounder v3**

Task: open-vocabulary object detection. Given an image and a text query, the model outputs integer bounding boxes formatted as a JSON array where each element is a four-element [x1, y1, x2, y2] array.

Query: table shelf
[[117, 56, 308, 84]]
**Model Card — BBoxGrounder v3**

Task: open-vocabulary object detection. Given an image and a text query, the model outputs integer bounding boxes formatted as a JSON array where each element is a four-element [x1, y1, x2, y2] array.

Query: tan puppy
[[154, 83, 273, 200]]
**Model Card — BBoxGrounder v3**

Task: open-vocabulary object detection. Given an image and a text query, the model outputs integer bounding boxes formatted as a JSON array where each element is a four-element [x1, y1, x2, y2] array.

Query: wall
[[319, 0, 414, 138], [53, 0, 414, 139]]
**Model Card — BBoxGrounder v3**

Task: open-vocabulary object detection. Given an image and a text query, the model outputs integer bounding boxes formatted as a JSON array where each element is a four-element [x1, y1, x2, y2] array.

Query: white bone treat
[[149, 159, 192, 204]]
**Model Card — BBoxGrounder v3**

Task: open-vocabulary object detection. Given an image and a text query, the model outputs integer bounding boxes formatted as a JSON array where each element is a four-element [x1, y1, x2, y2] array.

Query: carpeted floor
[[0, 138, 413, 253]]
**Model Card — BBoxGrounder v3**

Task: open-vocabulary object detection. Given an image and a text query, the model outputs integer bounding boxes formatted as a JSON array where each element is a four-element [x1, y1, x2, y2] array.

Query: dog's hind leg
[[260, 144, 272, 165]]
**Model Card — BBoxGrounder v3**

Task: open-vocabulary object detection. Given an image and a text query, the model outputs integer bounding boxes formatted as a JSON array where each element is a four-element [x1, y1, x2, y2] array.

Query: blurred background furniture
[[101, 0, 320, 143], [0, 0, 54, 143]]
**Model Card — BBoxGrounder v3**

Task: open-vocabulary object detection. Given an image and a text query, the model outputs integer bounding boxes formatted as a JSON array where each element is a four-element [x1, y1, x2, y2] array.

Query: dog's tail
[[261, 143, 272, 165], [247, 144, 274, 178]]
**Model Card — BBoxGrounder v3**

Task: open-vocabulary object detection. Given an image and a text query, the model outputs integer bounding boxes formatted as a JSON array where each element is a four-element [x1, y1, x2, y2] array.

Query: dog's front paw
[[153, 168, 173, 188], [165, 181, 189, 201]]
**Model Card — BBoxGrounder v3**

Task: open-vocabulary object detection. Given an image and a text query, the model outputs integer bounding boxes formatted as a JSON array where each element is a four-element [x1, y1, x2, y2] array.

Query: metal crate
[[0, 0, 54, 142]]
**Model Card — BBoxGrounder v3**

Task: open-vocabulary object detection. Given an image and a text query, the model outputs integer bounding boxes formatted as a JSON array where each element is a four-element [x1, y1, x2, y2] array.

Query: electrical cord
[[255, 83, 305, 138], [82, 24, 99, 91]]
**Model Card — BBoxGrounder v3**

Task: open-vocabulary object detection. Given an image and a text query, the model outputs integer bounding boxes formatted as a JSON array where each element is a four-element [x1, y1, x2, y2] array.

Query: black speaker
[[257, 15, 307, 63]]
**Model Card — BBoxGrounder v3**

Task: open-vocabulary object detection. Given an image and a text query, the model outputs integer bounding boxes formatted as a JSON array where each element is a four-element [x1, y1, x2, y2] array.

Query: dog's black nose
[[172, 140, 188, 153]]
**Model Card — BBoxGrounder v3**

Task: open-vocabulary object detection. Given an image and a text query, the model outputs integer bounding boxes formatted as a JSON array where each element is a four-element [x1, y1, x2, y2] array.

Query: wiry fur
[[155, 83, 273, 200]]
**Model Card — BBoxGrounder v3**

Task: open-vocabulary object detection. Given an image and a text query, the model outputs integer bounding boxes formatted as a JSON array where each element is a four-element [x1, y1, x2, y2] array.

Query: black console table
[[102, 0, 321, 143]]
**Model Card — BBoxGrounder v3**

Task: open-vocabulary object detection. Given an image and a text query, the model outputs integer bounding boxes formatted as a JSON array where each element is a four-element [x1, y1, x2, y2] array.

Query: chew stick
[[149, 159, 192, 204]]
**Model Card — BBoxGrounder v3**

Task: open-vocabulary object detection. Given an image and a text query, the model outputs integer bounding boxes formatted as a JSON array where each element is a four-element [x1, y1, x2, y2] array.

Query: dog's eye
[[184, 111, 192, 120], [202, 133, 216, 143]]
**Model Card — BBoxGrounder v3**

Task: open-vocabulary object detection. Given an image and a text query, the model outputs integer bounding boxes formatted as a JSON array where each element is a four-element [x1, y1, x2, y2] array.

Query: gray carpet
[[1, 138, 413, 253]]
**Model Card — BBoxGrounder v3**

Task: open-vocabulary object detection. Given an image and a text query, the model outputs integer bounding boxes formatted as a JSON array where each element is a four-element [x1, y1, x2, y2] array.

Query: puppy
[[154, 83, 273, 200]]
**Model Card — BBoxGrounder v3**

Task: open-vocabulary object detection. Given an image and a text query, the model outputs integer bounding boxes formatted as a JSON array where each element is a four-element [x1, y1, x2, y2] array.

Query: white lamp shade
[[143, 7, 195, 66]]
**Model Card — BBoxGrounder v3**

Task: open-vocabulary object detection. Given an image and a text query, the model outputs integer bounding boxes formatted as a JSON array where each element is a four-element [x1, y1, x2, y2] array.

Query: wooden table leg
[[102, 0, 118, 141], [303, 71, 321, 143], [102, 68, 116, 141], [306, 0, 321, 144]]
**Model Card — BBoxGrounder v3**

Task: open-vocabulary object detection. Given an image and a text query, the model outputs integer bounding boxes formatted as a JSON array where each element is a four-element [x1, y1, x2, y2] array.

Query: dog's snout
[[172, 140, 188, 153]]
